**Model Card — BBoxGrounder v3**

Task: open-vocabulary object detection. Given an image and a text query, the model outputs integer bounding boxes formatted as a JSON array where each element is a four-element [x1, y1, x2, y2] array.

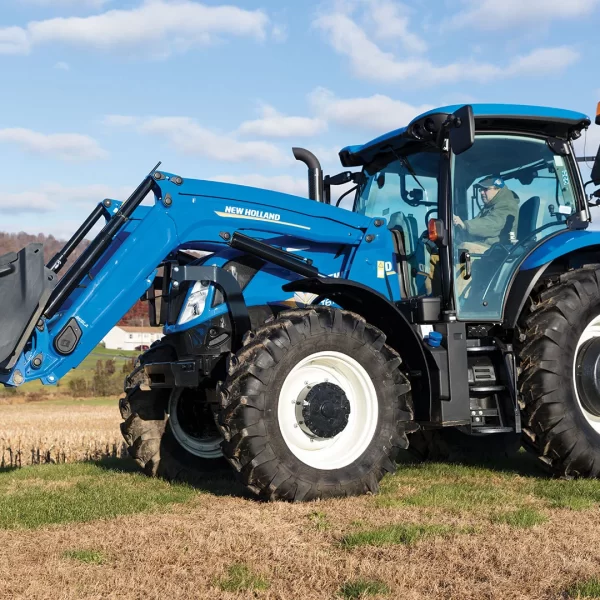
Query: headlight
[[178, 281, 210, 325]]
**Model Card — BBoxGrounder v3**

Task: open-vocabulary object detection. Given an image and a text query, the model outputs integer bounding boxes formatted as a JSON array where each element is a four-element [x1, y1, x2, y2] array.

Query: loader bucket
[[0, 244, 57, 372]]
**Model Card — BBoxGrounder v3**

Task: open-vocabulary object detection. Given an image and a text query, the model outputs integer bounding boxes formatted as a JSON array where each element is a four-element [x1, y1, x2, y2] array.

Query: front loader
[[2, 103, 600, 501]]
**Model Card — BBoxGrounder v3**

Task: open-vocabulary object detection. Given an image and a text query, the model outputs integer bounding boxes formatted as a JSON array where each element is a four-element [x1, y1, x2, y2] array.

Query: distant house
[[101, 326, 164, 351]]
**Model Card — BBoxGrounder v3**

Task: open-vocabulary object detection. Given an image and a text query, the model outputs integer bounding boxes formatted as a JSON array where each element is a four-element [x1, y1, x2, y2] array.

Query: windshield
[[354, 150, 441, 297], [354, 151, 440, 230]]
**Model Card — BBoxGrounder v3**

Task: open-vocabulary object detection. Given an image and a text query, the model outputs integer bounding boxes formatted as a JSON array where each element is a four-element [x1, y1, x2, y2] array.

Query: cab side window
[[355, 152, 440, 297]]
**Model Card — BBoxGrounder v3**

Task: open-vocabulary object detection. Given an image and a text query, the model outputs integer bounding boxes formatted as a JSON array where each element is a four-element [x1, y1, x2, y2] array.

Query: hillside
[[0, 231, 89, 268], [0, 231, 149, 326]]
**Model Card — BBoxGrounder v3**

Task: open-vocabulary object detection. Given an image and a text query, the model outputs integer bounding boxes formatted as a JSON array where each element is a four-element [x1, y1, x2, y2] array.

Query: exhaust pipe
[[292, 147, 324, 202]]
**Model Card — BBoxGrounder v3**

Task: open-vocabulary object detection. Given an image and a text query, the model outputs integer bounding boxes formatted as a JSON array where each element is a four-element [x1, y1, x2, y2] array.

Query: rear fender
[[503, 230, 600, 328]]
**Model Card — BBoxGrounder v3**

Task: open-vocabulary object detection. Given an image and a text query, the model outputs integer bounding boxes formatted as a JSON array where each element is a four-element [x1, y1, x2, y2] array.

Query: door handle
[[460, 251, 472, 280]]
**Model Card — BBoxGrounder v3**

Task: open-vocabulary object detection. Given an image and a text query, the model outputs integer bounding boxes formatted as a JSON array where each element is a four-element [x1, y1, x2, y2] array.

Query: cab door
[[451, 134, 582, 320]]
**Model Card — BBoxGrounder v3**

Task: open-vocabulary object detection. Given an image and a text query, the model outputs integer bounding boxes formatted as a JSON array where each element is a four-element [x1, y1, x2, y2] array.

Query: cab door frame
[[446, 129, 589, 322]]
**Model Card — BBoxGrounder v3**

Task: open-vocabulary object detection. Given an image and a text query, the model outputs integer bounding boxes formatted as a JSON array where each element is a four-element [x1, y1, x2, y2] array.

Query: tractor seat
[[516, 196, 540, 241]]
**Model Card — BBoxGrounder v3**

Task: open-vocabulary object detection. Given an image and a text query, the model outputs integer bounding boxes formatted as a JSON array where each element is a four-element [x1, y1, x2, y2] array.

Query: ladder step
[[470, 385, 506, 393]]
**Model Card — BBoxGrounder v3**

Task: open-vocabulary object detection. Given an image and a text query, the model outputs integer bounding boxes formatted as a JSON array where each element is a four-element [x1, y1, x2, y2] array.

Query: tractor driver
[[452, 175, 519, 254], [451, 175, 519, 297]]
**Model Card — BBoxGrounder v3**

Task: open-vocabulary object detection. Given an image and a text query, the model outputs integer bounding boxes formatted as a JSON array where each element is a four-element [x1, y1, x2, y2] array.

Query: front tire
[[119, 344, 225, 484], [518, 266, 600, 477], [216, 307, 413, 501]]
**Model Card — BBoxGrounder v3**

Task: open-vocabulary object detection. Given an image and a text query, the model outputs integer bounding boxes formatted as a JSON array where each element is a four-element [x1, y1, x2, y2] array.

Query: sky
[[0, 0, 599, 239]]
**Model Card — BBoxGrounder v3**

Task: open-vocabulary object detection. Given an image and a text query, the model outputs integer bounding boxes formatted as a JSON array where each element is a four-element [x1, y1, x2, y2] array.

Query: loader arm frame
[[0, 169, 394, 387]]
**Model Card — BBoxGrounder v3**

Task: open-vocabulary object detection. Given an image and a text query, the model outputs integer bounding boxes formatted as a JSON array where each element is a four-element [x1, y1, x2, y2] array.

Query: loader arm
[[0, 169, 392, 387]]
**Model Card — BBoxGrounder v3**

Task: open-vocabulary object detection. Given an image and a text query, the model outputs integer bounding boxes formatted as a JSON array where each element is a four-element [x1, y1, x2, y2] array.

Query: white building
[[101, 326, 164, 351]]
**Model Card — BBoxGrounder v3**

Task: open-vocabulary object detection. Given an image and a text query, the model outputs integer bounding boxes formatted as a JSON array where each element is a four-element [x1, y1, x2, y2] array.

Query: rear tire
[[517, 266, 600, 477], [216, 307, 413, 501]]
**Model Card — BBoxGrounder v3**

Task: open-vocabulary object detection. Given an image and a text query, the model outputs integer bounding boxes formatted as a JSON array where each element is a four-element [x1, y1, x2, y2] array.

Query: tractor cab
[[342, 104, 592, 321]]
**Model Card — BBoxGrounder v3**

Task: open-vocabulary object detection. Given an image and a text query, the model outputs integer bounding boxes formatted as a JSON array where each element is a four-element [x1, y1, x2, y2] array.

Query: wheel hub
[[576, 337, 600, 417], [299, 382, 350, 439]]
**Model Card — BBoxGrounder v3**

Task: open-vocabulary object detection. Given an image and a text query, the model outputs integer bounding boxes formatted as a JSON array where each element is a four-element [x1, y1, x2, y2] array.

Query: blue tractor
[[2, 104, 600, 501]]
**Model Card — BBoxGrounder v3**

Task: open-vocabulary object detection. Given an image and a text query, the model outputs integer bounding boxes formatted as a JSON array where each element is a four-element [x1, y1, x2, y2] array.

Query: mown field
[[3, 350, 600, 598], [2, 453, 600, 599]]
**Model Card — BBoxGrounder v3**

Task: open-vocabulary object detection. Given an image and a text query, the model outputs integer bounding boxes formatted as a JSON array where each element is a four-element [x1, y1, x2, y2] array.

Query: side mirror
[[449, 105, 475, 155]]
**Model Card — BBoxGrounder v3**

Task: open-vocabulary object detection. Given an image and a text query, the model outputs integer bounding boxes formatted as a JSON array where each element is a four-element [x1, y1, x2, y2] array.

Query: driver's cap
[[476, 175, 505, 189]]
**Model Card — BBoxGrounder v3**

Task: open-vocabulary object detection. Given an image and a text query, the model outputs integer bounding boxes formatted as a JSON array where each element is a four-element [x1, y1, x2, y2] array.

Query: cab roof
[[340, 103, 591, 168]]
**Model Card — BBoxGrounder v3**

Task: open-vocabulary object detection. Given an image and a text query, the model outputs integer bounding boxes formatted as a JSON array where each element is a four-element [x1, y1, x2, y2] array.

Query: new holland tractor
[[2, 103, 600, 501]]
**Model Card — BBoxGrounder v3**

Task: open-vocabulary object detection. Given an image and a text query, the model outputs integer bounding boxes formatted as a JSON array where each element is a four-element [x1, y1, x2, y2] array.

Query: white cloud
[[0, 128, 108, 161], [237, 104, 326, 138], [53, 61, 70, 70], [0, 27, 31, 55], [0, 1, 269, 57], [449, 0, 599, 29], [1, 191, 56, 214], [107, 115, 290, 166], [367, 0, 426, 53], [503, 47, 580, 76], [310, 87, 433, 132], [213, 174, 308, 197], [314, 11, 579, 85], [1, 182, 130, 216]]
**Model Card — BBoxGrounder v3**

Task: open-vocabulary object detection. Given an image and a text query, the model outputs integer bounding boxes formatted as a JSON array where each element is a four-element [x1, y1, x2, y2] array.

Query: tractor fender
[[282, 277, 431, 407], [503, 230, 600, 328]]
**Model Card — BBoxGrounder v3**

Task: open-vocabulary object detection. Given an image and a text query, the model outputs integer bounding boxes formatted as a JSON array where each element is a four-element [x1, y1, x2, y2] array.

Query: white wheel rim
[[168, 391, 223, 459], [277, 351, 379, 470], [574, 314, 600, 434]]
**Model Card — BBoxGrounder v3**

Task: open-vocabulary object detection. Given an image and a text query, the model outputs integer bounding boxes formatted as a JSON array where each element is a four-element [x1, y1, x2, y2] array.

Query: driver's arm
[[464, 204, 514, 240]]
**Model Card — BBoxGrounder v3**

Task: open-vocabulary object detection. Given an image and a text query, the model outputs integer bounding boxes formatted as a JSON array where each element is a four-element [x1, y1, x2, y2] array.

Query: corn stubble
[[0, 398, 125, 467]]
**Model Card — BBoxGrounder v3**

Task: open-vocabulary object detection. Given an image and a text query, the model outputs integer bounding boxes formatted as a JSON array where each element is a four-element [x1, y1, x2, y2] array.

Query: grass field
[[2, 449, 600, 599], [3, 349, 600, 598]]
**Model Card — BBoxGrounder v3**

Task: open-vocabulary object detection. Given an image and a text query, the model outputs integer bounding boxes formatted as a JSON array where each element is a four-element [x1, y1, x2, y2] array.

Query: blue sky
[[1, 0, 599, 238]]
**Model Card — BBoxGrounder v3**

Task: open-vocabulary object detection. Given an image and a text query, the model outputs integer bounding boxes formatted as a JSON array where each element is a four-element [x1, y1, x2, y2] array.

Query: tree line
[[0, 231, 149, 326]]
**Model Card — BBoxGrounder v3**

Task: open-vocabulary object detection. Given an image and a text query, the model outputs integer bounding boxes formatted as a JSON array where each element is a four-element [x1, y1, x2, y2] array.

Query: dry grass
[[3, 399, 600, 598], [2, 475, 600, 600], [1, 452, 600, 599], [0, 396, 124, 467]]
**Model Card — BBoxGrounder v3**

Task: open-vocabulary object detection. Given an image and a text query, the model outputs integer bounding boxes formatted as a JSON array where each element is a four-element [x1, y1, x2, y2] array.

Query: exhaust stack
[[293, 147, 324, 202]]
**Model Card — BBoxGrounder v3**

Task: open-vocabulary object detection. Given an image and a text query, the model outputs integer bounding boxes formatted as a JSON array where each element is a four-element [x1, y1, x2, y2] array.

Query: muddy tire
[[517, 266, 600, 477], [408, 428, 521, 462], [216, 307, 413, 501], [119, 343, 225, 484]]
